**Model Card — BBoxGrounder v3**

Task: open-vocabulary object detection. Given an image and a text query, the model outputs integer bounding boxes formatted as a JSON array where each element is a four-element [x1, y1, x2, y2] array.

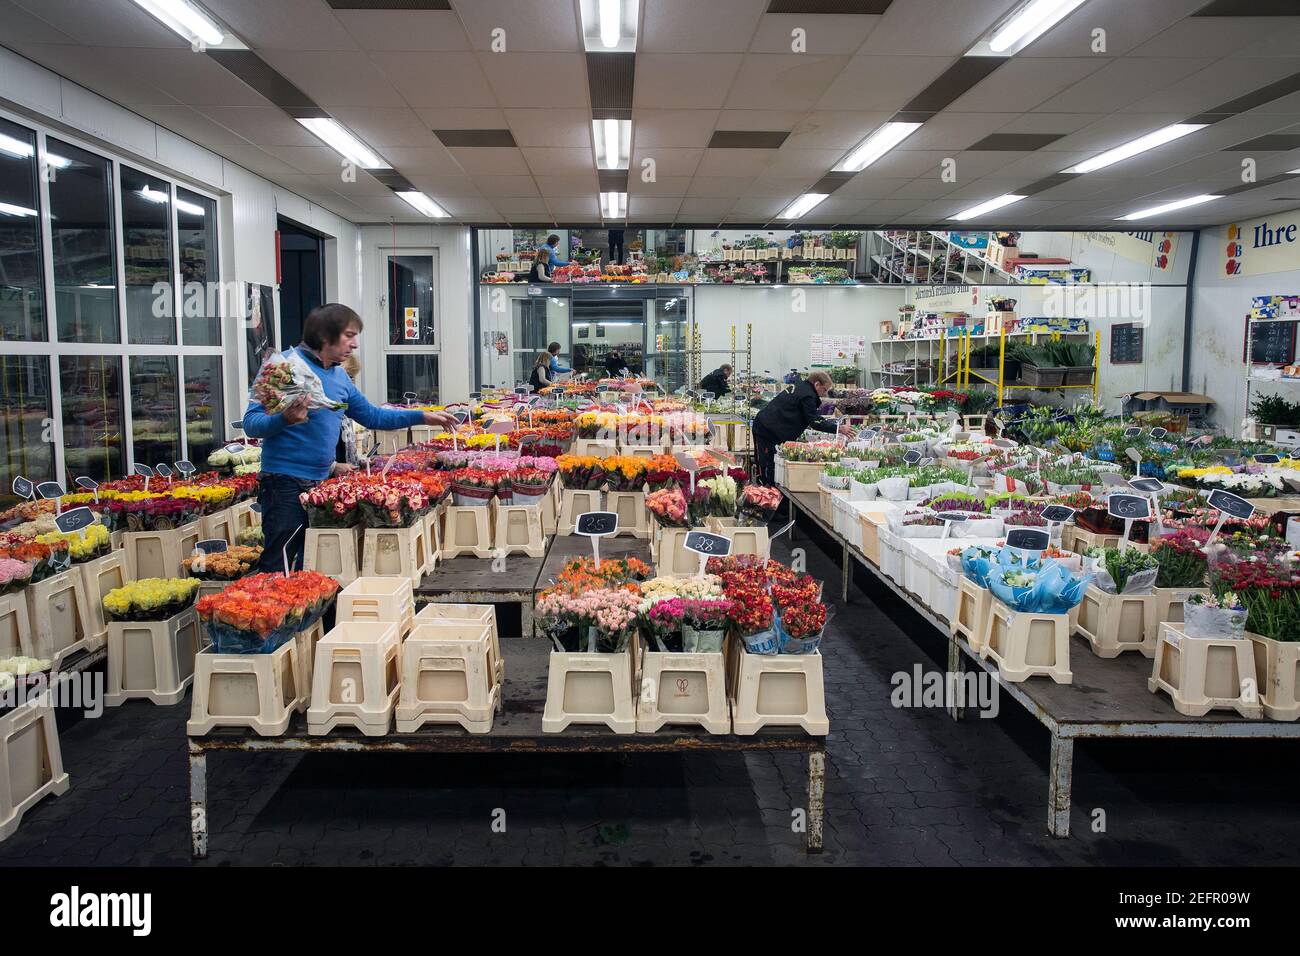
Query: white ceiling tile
[[677, 198, 736, 217], [1123, 57, 1300, 116], [1032, 57, 1216, 115], [12, 45, 252, 108], [452, 0, 582, 52], [505, 109, 592, 147], [450, 147, 530, 175], [480, 52, 589, 108], [1131, 15, 1300, 58], [943, 150, 1035, 179], [859, 0, 1018, 56], [748, 13, 879, 55], [381, 147, 464, 176], [631, 109, 721, 148], [195, 107, 321, 147], [629, 197, 684, 217], [471, 175, 540, 196], [748, 176, 822, 197], [629, 148, 703, 177], [258, 51, 409, 109], [213, 145, 299, 178], [11, 0, 189, 47], [494, 198, 551, 217], [331, 10, 469, 51], [998, 112, 1107, 134], [855, 148, 951, 178], [134, 104, 250, 147], [0, 2, 76, 43], [416, 108, 509, 129], [1017, 0, 1204, 58], [520, 147, 596, 175], [635, 55, 744, 109], [761, 147, 843, 178], [729, 197, 791, 218], [534, 174, 598, 196], [979, 150, 1093, 181], [902, 112, 1021, 151], [326, 108, 441, 148], [371, 52, 497, 108], [724, 54, 850, 111], [816, 55, 953, 112], [261, 145, 347, 176], [405, 175, 482, 198], [200, 0, 360, 50], [947, 58, 1108, 114], [687, 177, 754, 199], [889, 178, 962, 200], [858, 198, 926, 217], [831, 176, 913, 199], [640, 0, 767, 54], [812, 196, 873, 217], [1044, 112, 1193, 155], [549, 198, 601, 217], [438, 197, 497, 216], [694, 148, 776, 178], [629, 175, 695, 196], [305, 172, 395, 198], [785, 111, 891, 150], [713, 109, 804, 132]]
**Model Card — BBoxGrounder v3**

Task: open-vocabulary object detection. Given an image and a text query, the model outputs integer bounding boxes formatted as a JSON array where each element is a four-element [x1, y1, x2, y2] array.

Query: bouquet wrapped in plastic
[[986, 560, 1089, 614], [251, 350, 346, 413]]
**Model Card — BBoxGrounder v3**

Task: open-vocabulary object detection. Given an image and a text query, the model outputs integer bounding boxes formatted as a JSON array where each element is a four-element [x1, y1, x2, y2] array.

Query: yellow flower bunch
[[601, 455, 648, 481], [111, 490, 166, 503], [1177, 466, 1232, 478], [102, 577, 199, 620], [36, 524, 109, 561], [464, 433, 499, 449], [170, 484, 234, 509], [58, 492, 99, 507]]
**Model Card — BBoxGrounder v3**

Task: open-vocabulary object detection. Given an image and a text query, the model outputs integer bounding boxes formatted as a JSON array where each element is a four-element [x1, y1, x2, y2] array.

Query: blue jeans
[[257, 473, 315, 575]]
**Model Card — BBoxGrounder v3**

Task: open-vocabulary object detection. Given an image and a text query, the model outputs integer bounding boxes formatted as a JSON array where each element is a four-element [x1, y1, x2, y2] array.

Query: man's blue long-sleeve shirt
[[542, 241, 569, 268], [243, 345, 425, 481]]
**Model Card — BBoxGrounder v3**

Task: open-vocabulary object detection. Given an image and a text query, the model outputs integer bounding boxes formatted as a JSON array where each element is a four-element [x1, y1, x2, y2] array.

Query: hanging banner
[[912, 285, 980, 312], [1223, 213, 1300, 278], [1080, 231, 1178, 272]]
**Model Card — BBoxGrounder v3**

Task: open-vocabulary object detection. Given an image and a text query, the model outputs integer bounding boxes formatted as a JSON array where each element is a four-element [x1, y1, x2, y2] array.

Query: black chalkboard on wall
[[1244, 317, 1296, 365], [1110, 323, 1144, 365]]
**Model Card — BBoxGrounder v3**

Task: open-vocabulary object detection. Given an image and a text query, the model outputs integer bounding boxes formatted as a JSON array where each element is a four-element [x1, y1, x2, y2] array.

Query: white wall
[[358, 224, 473, 405], [1190, 212, 1300, 429], [0, 45, 364, 433]]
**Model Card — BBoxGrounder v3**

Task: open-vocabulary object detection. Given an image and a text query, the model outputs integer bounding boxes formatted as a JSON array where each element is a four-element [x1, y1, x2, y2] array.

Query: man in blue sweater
[[547, 341, 572, 379], [540, 234, 569, 269], [244, 304, 456, 574]]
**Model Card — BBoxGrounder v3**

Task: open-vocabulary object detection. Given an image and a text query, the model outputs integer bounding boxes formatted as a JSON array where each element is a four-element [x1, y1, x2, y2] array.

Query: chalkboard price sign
[[1253, 453, 1281, 465], [175, 460, 196, 475], [575, 512, 618, 536], [1149, 427, 1168, 440], [194, 539, 229, 555], [1128, 478, 1165, 494], [1039, 505, 1075, 523], [1006, 529, 1050, 551], [684, 531, 732, 557], [903, 450, 923, 465], [36, 481, 66, 500], [1207, 489, 1255, 521], [1123, 426, 1141, 439], [1110, 323, 1144, 365], [155, 463, 174, 478], [54, 507, 95, 534], [1245, 317, 1296, 365], [1107, 493, 1151, 520], [11, 476, 33, 499], [74, 477, 98, 492]]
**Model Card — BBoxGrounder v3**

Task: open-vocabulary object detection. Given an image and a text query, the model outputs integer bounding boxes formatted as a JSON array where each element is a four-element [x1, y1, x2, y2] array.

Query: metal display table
[[188, 639, 825, 859], [782, 487, 1300, 838]]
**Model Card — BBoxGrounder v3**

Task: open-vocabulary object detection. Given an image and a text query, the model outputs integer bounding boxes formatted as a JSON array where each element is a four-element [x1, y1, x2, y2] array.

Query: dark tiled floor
[[3, 518, 1299, 866]]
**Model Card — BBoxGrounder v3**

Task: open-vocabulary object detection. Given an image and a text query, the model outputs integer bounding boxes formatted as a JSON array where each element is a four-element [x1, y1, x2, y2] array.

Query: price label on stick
[[903, 450, 922, 465], [1107, 494, 1151, 521], [1039, 505, 1075, 524], [1006, 529, 1050, 552], [1128, 478, 1165, 494], [1124, 426, 1141, 439], [1254, 453, 1281, 465], [175, 460, 195, 475], [249, 502, 262, 515], [194, 538, 228, 555], [54, 506, 95, 535], [938, 512, 968, 540], [155, 463, 174, 479], [74, 476, 98, 492], [133, 463, 154, 478], [575, 511, 618, 569], [36, 481, 66, 500], [1101, 472, 1128, 489], [684, 531, 732, 576], [1149, 427, 1167, 440], [230, 419, 244, 431], [1208, 489, 1255, 521]]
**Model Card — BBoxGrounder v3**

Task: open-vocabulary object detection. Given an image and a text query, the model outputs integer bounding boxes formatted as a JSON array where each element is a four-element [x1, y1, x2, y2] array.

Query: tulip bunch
[[1208, 549, 1300, 642], [102, 577, 200, 622], [777, 442, 842, 463], [601, 455, 648, 492], [555, 455, 606, 490], [1151, 528, 1209, 589], [196, 571, 339, 639]]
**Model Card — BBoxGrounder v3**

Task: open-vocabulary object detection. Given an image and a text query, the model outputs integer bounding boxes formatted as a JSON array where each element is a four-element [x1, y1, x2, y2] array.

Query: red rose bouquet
[[739, 484, 782, 525], [196, 570, 340, 652], [450, 467, 505, 507]]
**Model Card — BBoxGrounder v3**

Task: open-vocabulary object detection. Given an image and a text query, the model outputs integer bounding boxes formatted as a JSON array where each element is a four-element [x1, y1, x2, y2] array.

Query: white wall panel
[[155, 127, 222, 185], [0, 46, 61, 116]]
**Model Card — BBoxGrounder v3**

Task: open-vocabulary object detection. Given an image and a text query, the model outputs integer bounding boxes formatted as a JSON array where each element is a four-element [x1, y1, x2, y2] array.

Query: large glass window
[[59, 356, 125, 483], [129, 355, 180, 469], [386, 355, 438, 405], [183, 356, 223, 466], [178, 187, 219, 346], [48, 138, 118, 343], [0, 356, 53, 509], [121, 166, 174, 345], [386, 254, 436, 346], [0, 117, 45, 342]]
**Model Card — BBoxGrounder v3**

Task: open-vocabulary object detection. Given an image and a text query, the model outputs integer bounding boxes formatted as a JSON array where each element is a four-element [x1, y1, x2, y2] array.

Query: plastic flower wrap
[[777, 442, 842, 463], [183, 546, 263, 581], [535, 585, 643, 653], [1097, 547, 1159, 594], [196, 571, 339, 650], [647, 487, 689, 528], [99, 495, 202, 533], [986, 559, 1089, 614], [700, 475, 738, 518], [739, 484, 782, 525], [251, 350, 346, 413], [102, 577, 200, 621], [1206, 545, 1300, 641], [0, 537, 68, 582]]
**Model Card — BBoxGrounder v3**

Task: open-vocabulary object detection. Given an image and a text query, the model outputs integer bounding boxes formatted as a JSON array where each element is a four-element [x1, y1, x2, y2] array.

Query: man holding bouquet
[[244, 304, 456, 574]]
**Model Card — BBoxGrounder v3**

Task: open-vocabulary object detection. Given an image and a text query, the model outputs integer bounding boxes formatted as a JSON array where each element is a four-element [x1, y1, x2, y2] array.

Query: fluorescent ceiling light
[[0, 202, 37, 218], [131, 0, 224, 47], [779, 193, 828, 220], [600, 191, 627, 219], [1116, 194, 1219, 221], [395, 191, 449, 218], [175, 197, 206, 216], [1064, 124, 1207, 174], [835, 122, 922, 172], [949, 194, 1026, 221], [296, 118, 388, 170], [580, 0, 638, 52], [138, 186, 169, 205], [0, 133, 33, 161], [968, 0, 1089, 57], [1289, 168, 1300, 174], [592, 118, 631, 170]]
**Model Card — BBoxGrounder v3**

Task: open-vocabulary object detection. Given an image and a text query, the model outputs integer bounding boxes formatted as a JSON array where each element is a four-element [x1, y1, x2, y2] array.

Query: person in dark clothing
[[699, 364, 732, 398], [528, 351, 552, 392], [608, 229, 625, 265], [526, 248, 551, 283], [604, 349, 625, 378], [751, 370, 853, 485]]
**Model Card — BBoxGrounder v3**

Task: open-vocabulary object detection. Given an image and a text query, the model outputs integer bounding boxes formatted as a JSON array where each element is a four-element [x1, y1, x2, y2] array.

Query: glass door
[[379, 249, 439, 404], [570, 288, 649, 380]]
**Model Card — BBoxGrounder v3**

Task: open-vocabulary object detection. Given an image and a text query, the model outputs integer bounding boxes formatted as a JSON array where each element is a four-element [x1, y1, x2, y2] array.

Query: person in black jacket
[[699, 364, 732, 398], [604, 349, 625, 378], [752, 370, 853, 485]]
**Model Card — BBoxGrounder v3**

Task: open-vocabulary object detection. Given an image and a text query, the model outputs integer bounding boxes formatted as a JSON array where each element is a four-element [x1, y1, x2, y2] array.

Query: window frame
[[0, 105, 225, 489]]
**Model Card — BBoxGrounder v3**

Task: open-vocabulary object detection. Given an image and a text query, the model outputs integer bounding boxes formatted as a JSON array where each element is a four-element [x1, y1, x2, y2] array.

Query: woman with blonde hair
[[527, 247, 551, 283], [528, 351, 552, 392]]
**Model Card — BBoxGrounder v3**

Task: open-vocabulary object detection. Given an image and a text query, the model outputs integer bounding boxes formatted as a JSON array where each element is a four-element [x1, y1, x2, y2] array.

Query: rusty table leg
[[807, 750, 825, 853], [190, 747, 208, 860], [520, 598, 535, 639], [841, 541, 850, 602], [1048, 734, 1073, 838], [947, 636, 966, 721]]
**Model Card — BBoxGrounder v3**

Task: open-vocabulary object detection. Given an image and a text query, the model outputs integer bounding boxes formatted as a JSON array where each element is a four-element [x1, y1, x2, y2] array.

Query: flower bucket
[[511, 483, 549, 504], [820, 474, 849, 490], [849, 477, 878, 501], [741, 627, 779, 655], [877, 475, 910, 501], [1183, 603, 1247, 639], [452, 484, 495, 507], [682, 626, 725, 653]]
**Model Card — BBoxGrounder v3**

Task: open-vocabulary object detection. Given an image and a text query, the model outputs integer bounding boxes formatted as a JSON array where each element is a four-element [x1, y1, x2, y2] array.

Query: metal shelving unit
[[953, 327, 1099, 406]]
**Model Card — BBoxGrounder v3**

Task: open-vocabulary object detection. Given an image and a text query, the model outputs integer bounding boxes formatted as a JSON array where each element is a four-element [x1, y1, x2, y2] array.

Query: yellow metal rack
[[954, 327, 1100, 406]]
